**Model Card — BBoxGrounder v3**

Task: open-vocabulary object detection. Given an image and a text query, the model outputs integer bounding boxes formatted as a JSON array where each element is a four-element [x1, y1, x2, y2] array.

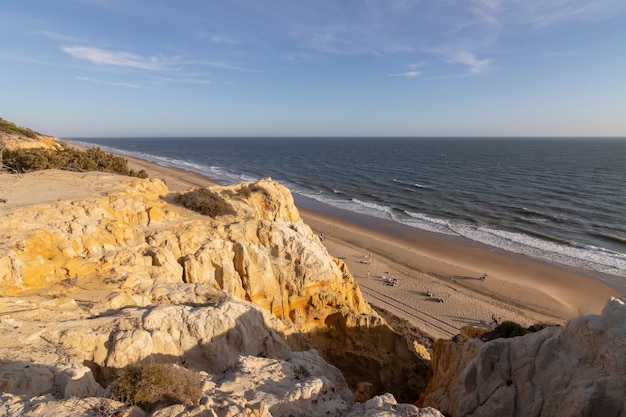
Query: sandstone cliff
[[0, 118, 62, 151], [0, 170, 435, 416], [419, 296, 626, 417]]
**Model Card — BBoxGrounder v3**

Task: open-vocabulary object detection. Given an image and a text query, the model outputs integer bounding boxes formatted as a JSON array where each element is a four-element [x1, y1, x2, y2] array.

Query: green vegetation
[[174, 187, 236, 217], [1, 147, 148, 178], [0, 118, 37, 138], [109, 363, 202, 413]]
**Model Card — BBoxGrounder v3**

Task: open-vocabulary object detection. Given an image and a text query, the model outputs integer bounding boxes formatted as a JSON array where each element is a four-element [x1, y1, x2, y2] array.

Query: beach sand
[[64, 147, 624, 339]]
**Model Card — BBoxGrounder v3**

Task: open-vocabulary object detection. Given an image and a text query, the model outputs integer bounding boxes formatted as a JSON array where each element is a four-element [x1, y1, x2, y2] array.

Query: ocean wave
[[351, 198, 394, 218], [450, 224, 626, 277], [589, 232, 626, 246], [402, 211, 457, 236], [393, 178, 429, 189]]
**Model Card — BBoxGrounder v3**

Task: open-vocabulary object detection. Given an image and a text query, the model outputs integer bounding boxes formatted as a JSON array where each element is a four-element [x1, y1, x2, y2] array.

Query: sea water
[[70, 137, 626, 290]]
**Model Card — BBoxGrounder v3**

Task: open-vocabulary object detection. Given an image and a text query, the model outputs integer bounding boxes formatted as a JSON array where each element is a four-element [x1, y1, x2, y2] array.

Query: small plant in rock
[[236, 184, 252, 198], [235, 183, 270, 199], [109, 363, 202, 413], [174, 187, 236, 217]]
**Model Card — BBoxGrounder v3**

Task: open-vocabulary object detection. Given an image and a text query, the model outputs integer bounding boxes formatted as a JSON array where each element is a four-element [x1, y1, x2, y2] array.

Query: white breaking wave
[[352, 198, 394, 218], [402, 211, 457, 236], [448, 224, 626, 278], [393, 178, 429, 189]]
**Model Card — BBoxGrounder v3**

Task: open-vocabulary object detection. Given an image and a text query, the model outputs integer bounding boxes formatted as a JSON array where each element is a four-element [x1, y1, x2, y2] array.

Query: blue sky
[[2, 0, 625, 137]]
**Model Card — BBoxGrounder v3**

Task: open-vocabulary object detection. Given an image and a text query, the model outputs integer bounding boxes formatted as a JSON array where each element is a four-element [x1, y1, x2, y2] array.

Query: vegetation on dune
[[0, 118, 38, 138], [174, 187, 236, 217], [1, 146, 148, 178], [109, 363, 202, 413]]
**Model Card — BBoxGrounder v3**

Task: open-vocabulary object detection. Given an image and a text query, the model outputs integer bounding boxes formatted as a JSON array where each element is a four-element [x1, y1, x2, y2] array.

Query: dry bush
[[236, 184, 252, 198], [109, 363, 202, 413], [480, 321, 550, 341], [1, 146, 148, 178], [174, 187, 235, 217]]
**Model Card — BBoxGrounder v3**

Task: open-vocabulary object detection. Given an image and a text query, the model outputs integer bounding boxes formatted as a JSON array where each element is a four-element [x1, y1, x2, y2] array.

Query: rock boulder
[[420, 296, 626, 417]]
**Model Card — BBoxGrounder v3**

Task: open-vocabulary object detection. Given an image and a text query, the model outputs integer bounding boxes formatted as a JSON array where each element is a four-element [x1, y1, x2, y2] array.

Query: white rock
[[421, 296, 626, 417]]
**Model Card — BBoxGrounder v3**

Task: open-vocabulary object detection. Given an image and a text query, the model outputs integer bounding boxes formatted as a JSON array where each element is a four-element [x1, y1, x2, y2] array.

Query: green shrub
[[174, 187, 235, 217], [109, 363, 202, 413]]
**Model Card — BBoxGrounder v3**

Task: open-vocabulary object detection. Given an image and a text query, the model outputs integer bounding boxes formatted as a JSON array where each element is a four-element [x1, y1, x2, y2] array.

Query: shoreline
[[102, 148, 621, 338]]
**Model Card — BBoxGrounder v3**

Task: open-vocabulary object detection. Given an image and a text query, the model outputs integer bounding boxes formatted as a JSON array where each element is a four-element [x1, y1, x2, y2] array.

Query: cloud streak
[[497, 0, 626, 27], [77, 76, 144, 88], [62, 46, 170, 70], [448, 51, 492, 74], [388, 70, 421, 79]]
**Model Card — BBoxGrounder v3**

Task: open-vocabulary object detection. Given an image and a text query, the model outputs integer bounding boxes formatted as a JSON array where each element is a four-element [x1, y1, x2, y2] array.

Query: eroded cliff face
[[419, 296, 626, 417], [0, 119, 63, 151], [0, 170, 433, 415]]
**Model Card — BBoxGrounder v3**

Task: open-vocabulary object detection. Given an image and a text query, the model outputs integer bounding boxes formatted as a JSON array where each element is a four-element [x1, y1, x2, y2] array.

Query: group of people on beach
[[384, 277, 398, 286]]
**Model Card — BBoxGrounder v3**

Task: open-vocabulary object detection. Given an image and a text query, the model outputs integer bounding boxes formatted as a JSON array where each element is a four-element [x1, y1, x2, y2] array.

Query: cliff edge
[[0, 169, 436, 416]]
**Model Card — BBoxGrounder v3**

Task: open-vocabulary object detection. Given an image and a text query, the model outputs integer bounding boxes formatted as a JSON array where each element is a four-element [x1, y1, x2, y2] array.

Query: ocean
[[70, 137, 626, 291]]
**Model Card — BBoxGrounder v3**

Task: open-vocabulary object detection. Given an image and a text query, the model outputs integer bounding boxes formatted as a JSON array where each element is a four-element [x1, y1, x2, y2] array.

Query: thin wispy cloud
[[207, 35, 238, 45], [292, 0, 623, 79], [33, 31, 82, 43], [77, 76, 144, 88], [62, 43, 256, 78], [310, 31, 368, 55], [449, 51, 493, 74], [470, 0, 626, 27], [151, 76, 210, 85], [62, 46, 170, 70], [190, 60, 261, 73], [388, 63, 424, 79], [388, 70, 421, 79], [543, 51, 579, 57]]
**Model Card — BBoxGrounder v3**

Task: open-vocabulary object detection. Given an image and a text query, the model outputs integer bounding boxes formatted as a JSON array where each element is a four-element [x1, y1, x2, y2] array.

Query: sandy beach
[[67, 147, 623, 340]]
